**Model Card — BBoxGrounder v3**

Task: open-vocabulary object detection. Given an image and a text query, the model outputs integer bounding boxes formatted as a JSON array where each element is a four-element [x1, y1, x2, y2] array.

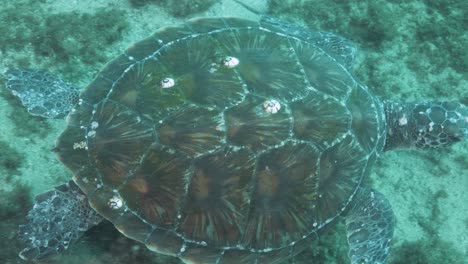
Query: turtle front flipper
[[233, 0, 357, 69], [3, 68, 80, 119], [344, 188, 394, 264], [384, 101, 468, 150], [18, 180, 103, 261]]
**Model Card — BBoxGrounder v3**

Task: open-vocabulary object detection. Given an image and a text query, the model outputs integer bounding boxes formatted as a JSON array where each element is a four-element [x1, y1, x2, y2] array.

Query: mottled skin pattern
[[7, 16, 467, 264], [4, 68, 80, 119]]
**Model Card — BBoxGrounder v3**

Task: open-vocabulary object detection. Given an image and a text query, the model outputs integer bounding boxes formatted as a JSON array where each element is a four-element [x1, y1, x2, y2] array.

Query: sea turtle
[[4, 14, 467, 264]]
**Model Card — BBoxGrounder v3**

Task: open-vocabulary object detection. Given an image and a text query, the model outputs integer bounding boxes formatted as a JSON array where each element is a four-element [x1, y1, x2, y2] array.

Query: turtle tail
[[384, 101, 468, 150]]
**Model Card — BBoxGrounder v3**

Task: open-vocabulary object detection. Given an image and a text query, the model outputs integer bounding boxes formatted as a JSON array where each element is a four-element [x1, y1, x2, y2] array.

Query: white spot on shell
[[428, 122, 435, 132], [398, 114, 408, 126], [108, 196, 123, 209], [208, 62, 218, 73], [87, 130, 96, 138], [161, 78, 175, 89], [223, 56, 239, 68], [180, 244, 186, 253], [73, 141, 87, 150], [263, 99, 281, 114], [91, 121, 99, 129]]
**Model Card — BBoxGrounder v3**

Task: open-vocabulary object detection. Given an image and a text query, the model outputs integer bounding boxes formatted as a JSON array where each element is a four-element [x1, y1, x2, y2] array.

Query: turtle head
[[384, 101, 468, 150]]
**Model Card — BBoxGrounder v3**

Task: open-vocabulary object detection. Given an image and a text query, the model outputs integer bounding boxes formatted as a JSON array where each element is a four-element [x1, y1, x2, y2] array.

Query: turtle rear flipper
[[345, 188, 395, 264], [18, 180, 103, 261], [3, 68, 80, 119]]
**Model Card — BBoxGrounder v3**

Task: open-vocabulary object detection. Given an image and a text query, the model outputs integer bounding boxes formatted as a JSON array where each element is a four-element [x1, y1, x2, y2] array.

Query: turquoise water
[[0, 0, 466, 263]]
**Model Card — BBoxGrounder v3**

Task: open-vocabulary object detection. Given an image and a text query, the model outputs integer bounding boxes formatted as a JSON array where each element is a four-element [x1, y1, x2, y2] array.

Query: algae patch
[[0, 140, 24, 179], [0, 5, 129, 83]]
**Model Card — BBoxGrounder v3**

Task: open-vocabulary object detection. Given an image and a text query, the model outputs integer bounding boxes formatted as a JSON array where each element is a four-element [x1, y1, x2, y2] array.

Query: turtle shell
[[56, 17, 386, 263]]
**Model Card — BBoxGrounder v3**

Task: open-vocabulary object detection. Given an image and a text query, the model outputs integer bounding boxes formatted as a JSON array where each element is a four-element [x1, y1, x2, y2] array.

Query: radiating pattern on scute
[[87, 100, 154, 188], [315, 136, 368, 225], [242, 142, 320, 249], [346, 84, 383, 152], [289, 39, 356, 99], [120, 144, 191, 228], [225, 95, 291, 151], [291, 90, 350, 148], [145, 228, 184, 256], [158, 104, 225, 156], [155, 34, 246, 108], [214, 28, 309, 102], [179, 147, 255, 246], [57, 17, 382, 263]]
